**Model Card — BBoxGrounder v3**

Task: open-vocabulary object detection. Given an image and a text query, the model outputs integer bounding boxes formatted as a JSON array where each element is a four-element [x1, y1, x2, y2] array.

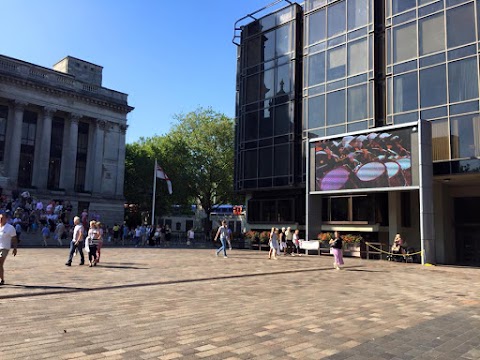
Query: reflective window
[[274, 144, 289, 176], [331, 197, 349, 221], [348, 38, 368, 75], [274, 104, 291, 135], [278, 199, 293, 222], [446, 3, 476, 48], [448, 57, 479, 103], [244, 112, 259, 141], [347, 84, 368, 121], [327, 45, 346, 81], [327, 1, 346, 37], [276, 63, 291, 94], [352, 196, 373, 222], [308, 52, 326, 86], [276, 24, 293, 57], [451, 114, 480, 159], [347, 0, 368, 30], [392, 0, 416, 14], [420, 64, 447, 108], [327, 89, 346, 126], [393, 72, 418, 113], [262, 30, 275, 62], [478, 0, 480, 40], [258, 147, 273, 177], [245, 74, 259, 104], [246, 36, 262, 68], [306, 0, 327, 11], [244, 150, 257, 179], [308, 9, 326, 45], [393, 22, 417, 63], [419, 13, 445, 56], [431, 119, 450, 161], [262, 69, 275, 99], [308, 95, 325, 128], [259, 108, 273, 138]]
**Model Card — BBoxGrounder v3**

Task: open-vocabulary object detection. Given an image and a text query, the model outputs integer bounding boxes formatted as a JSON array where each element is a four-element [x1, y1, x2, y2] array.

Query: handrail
[[232, 0, 293, 46]]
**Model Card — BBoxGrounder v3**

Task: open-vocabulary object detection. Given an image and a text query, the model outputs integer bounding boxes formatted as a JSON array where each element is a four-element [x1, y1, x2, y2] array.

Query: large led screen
[[312, 126, 419, 193]]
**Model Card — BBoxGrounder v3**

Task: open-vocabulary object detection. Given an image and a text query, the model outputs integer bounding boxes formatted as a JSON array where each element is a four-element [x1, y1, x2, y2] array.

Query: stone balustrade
[[0, 55, 128, 103]]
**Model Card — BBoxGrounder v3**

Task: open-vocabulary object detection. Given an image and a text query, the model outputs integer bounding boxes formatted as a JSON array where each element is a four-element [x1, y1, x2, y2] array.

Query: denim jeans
[[216, 237, 227, 256], [66, 240, 84, 264]]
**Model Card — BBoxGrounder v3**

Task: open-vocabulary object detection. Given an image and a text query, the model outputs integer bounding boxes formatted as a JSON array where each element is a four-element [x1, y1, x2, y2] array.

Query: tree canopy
[[125, 107, 237, 227]]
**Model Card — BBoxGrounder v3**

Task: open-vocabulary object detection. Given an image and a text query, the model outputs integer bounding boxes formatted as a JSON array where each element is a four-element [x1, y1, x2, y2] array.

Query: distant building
[[0, 54, 134, 225]]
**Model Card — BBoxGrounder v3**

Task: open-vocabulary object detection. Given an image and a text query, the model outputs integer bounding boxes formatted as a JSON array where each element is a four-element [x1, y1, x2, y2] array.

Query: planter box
[[343, 243, 361, 257]]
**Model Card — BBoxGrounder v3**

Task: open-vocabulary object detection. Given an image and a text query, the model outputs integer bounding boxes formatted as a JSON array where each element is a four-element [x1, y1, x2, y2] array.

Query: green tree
[[169, 107, 236, 231], [124, 107, 238, 230]]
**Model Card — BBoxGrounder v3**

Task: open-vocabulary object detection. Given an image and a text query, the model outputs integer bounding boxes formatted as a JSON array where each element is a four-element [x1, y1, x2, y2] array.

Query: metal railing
[[232, 0, 294, 46]]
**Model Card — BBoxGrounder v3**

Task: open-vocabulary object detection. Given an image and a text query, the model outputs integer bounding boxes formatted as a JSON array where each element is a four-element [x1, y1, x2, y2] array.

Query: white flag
[[156, 164, 173, 194]]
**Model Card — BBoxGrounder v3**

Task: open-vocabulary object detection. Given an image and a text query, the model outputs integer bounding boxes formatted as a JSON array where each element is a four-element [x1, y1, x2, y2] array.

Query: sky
[[1, 0, 287, 143]]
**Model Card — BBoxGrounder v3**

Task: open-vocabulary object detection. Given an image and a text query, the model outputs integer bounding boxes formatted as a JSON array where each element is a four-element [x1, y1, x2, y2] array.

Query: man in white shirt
[[0, 210, 18, 285], [65, 216, 85, 266]]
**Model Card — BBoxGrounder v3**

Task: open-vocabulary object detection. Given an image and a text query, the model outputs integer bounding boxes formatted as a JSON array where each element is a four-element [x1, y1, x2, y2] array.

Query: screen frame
[[308, 121, 420, 195]]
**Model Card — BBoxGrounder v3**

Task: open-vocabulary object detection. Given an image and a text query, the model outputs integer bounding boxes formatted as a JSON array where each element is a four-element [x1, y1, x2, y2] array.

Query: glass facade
[[235, 0, 480, 225], [385, 0, 480, 164], [235, 4, 302, 191], [303, 0, 374, 140]]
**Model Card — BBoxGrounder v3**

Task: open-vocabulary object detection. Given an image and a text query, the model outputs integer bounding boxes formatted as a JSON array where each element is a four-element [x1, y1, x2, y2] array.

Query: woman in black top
[[329, 231, 344, 270]]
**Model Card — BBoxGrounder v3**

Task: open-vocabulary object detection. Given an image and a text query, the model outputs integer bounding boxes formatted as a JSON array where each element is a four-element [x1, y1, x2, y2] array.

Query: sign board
[[309, 123, 419, 194]]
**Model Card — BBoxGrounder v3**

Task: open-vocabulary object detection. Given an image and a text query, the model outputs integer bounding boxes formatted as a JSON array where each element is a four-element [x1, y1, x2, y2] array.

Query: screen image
[[314, 128, 416, 192]]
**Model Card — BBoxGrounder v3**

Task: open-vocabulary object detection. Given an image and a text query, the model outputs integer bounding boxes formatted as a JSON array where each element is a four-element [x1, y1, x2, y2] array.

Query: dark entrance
[[454, 197, 480, 265]]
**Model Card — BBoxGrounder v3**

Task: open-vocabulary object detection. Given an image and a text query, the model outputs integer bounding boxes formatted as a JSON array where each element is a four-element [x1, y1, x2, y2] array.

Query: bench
[[299, 240, 331, 255]]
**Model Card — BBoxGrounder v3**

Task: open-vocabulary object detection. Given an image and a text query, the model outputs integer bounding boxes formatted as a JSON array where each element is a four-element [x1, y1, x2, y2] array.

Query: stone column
[[115, 124, 127, 197], [92, 119, 106, 194], [33, 107, 55, 189], [8, 101, 26, 183], [63, 114, 80, 192]]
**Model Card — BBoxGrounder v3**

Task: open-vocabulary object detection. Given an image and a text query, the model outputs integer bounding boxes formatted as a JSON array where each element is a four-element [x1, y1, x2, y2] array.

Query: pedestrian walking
[[85, 220, 100, 267], [187, 228, 194, 246], [214, 220, 229, 258], [0, 210, 18, 285], [41, 223, 50, 247], [54, 219, 66, 247], [292, 229, 301, 256], [268, 227, 279, 260], [65, 216, 85, 266], [329, 231, 344, 270], [226, 225, 232, 250]]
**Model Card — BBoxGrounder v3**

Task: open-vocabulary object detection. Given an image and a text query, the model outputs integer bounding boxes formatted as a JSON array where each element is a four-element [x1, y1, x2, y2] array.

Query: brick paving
[[0, 248, 479, 359]]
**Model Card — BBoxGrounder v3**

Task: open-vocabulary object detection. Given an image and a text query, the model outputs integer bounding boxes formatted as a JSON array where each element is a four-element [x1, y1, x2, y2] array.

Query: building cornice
[[0, 56, 134, 114]]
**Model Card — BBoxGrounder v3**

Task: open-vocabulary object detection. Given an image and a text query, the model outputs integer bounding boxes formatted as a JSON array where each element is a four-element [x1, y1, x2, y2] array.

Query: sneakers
[[0, 279, 4, 285], [65, 262, 71, 266], [224, 256, 228, 258]]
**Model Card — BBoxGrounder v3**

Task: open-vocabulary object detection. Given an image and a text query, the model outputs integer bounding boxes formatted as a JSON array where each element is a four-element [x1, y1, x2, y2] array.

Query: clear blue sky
[[2, 0, 285, 143]]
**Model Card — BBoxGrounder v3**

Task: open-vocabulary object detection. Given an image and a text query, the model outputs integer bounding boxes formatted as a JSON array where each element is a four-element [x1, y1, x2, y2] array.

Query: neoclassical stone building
[[0, 54, 133, 225]]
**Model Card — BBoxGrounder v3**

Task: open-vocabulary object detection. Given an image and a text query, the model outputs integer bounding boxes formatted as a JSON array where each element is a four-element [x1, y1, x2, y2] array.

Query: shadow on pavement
[[0, 265, 365, 300]]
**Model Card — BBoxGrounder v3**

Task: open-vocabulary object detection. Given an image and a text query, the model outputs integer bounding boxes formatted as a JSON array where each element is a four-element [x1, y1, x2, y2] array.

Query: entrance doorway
[[454, 197, 480, 265]]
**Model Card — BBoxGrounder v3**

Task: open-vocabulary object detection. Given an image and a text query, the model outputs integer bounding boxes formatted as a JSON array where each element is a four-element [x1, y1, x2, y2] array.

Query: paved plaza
[[1, 248, 479, 360]]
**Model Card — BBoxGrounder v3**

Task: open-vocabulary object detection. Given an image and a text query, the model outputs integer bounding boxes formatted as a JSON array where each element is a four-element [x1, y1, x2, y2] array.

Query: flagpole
[[151, 159, 157, 226]]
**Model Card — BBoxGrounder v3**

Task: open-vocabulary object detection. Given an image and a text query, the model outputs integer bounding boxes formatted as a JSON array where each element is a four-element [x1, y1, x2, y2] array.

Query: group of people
[[65, 217, 104, 267], [268, 227, 301, 260]]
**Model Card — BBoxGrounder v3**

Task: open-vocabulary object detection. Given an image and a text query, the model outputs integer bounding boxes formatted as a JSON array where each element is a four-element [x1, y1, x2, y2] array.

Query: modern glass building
[[234, 0, 480, 265]]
